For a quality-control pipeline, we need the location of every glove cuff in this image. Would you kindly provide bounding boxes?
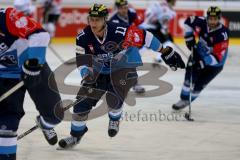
[22,65,41,76]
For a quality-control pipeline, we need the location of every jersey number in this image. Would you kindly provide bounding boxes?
[115,27,127,36]
[222,32,228,41]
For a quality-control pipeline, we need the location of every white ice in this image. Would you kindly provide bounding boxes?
[18,43,240,160]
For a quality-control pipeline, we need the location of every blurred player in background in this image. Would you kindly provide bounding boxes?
[13,0,36,17]
[172,6,229,110]
[40,0,62,38]
[0,7,62,160]
[139,0,176,63]
[109,0,142,26]
[58,4,185,149]
[109,0,145,94]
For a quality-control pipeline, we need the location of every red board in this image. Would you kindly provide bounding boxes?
[36,7,203,37]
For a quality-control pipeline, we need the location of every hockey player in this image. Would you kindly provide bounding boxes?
[109,0,145,94]
[139,0,176,63]
[109,0,142,26]
[0,8,61,160]
[13,0,36,17]
[58,4,185,149]
[40,0,62,37]
[172,6,229,110]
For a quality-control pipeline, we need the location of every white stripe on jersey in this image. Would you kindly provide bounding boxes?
[0,137,17,147]
[28,32,50,47]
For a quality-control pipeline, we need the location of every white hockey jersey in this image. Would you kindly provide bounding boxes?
[13,0,36,16]
[140,0,176,30]
[40,0,62,15]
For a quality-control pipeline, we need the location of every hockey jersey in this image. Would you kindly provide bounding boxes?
[184,16,229,66]
[0,8,49,78]
[109,8,142,26]
[41,0,62,15]
[76,22,162,76]
[139,0,176,30]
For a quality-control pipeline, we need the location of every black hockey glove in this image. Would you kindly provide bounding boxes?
[185,34,196,51]
[21,59,43,89]
[161,46,185,71]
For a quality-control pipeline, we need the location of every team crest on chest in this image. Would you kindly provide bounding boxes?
[88,44,95,53]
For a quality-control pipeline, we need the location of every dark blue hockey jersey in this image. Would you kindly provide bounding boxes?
[76,22,161,76]
[184,16,229,67]
[109,8,142,26]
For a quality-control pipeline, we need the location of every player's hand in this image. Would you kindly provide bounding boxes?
[21,59,43,88]
[185,34,196,51]
[161,46,185,70]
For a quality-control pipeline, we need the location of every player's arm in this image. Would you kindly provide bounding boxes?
[75,33,93,81]
[212,29,229,63]
[184,16,204,50]
[123,25,185,70]
[129,8,143,26]
[6,8,49,88]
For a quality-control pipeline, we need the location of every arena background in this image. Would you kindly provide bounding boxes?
[0,1,240,160]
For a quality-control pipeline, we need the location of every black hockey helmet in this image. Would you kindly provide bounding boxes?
[207,6,221,19]
[115,0,128,7]
[166,0,176,6]
[89,4,109,17]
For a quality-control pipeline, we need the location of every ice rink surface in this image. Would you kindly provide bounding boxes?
[17,43,240,160]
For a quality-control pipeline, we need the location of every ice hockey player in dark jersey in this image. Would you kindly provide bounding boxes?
[109,0,142,26]
[0,8,61,160]
[109,0,145,94]
[172,6,229,110]
[58,4,185,149]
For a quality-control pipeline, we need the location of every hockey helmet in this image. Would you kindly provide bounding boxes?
[207,6,221,19]
[89,4,109,17]
[115,0,128,7]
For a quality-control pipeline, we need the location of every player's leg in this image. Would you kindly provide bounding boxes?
[107,68,138,137]
[43,14,60,38]
[58,74,106,149]
[172,59,201,110]
[27,63,62,145]
[0,78,25,160]
[192,65,223,100]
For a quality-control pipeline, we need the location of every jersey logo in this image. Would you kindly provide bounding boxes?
[88,44,95,53]
[0,42,8,54]
[0,54,18,67]
[15,17,28,28]
[101,41,119,53]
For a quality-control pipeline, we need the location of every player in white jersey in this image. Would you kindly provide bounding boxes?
[13,0,36,17]
[139,0,176,63]
[40,0,62,37]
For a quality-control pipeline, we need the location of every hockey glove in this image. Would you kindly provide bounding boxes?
[22,59,43,89]
[161,46,185,70]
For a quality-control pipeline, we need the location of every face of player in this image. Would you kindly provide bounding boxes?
[117,5,128,18]
[207,16,220,29]
[88,16,106,35]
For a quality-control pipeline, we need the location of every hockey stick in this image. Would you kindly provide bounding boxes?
[0,81,24,103]
[163,41,189,59]
[17,96,87,141]
[184,47,194,121]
